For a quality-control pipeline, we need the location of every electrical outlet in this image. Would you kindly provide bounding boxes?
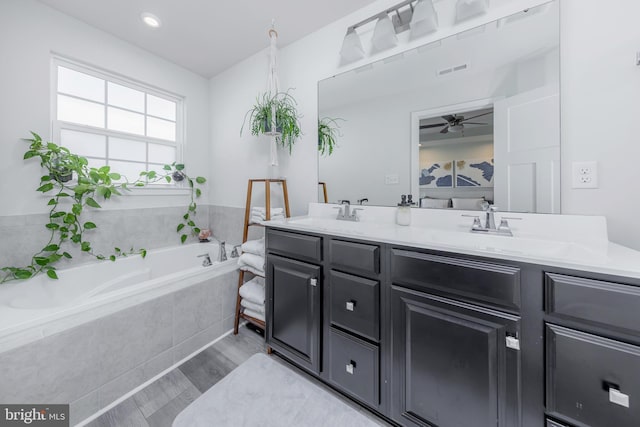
[385,174,399,185]
[572,161,598,189]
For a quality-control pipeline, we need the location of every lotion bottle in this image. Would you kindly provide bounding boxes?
[396,194,414,226]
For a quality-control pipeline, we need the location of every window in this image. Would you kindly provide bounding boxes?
[52,57,183,184]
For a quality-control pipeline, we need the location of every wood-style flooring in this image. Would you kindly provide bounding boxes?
[85,326,390,427]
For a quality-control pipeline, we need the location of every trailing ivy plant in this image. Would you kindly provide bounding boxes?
[0,132,207,284]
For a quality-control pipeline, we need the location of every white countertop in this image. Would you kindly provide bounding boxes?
[262,203,640,280]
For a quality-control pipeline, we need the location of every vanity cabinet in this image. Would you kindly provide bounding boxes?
[389,250,522,427]
[265,225,640,427]
[265,231,322,375]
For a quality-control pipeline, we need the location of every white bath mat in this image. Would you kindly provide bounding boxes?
[172,353,384,427]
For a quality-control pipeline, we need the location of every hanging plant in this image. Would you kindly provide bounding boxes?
[0,132,207,284]
[318,117,344,156]
[240,90,302,154]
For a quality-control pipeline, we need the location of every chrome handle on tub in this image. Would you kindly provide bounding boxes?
[309,278,318,287]
[346,360,356,375]
[346,300,356,311]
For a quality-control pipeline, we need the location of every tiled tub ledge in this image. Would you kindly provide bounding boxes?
[0,244,239,426]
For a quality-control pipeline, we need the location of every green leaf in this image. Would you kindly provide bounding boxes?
[23,150,38,159]
[89,171,101,183]
[46,142,58,150]
[70,234,81,243]
[74,184,91,195]
[181,234,187,244]
[51,211,65,218]
[34,257,49,266]
[72,203,82,215]
[141,249,147,259]
[96,255,105,260]
[115,247,121,253]
[47,198,57,206]
[163,165,172,171]
[109,173,121,180]
[177,223,185,232]
[109,255,116,262]
[195,176,206,184]
[63,213,76,224]
[15,270,33,280]
[43,244,60,252]
[86,198,101,208]
[165,176,171,183]
[48,254,62,263]
[62,252,72,259]
[195,188,202,197]
[46,269,58,280]
[81,242,91,252]
[187,220,195,227]
[58,192,71,197]
[98,166,111,174]
[37,183,54,193]
[183,213,189,220]
[147,171,157,179]
[175,164,185,171]
[84,222,97,229]
[135,182,145,187]
[193,227,200,234]
[188,204,196,212]
[139,171,148,176]
[45,223,60,230]
[40,175,52,181]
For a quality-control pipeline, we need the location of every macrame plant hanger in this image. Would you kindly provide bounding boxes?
[266,20,280,167]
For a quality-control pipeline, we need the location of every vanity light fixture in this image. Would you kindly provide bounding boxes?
[371,14,398,52]
[141,12,161,28]
[340,0,430,63]
[455,0,490,23]
[410,0,438,39]
[340,28,365,63]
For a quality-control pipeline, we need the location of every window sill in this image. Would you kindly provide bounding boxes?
[122,185,192,196]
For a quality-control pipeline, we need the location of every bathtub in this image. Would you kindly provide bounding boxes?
[0,241,241,424]
[0,241,238,351]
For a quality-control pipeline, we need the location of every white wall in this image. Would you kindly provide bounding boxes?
[0,0,211,215]
[560,0,640,250]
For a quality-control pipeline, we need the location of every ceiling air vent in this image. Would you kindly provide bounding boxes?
[437,63,469,76]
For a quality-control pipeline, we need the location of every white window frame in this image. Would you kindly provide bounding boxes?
[50,55,188,194]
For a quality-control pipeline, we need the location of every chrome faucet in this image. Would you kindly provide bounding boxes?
[197,253,212,267]
[209,238,227,262]
[231,245,242,258]
[462,204,521,237]
[334,200,363,222]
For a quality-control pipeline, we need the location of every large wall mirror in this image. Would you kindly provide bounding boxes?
[318,1,560,213]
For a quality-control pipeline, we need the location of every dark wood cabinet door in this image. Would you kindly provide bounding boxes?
[391,285,521,427]
[266,254,321,374]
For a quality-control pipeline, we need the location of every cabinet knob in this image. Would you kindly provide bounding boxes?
[346,360,356,374]
[346,300,356,311]
[309,278,317,287]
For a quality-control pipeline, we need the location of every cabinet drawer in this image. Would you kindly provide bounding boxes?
[546,324,640,427]
[391,249,520,312]
[546,273,640,336]
[329,270,379,341]
[329,239,379,275]
[328,327,379,407]
[267,229,322,262]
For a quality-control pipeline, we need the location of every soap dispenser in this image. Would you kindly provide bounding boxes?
[396,194,414,226]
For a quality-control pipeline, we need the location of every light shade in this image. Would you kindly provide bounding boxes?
[141,12,161,28]
[340,28,365,63]
[410,0,438,39]
[371,15,398,52]
[456,0,490,23]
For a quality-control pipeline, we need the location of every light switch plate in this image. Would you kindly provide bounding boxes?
[572,161,598,189]
[385,174,399,185]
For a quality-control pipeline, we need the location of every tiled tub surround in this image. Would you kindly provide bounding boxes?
[0,243,239,426]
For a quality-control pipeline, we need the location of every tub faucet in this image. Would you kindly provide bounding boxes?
[198,253,212,267]
[231,245,242,258]
[218,241,227,262]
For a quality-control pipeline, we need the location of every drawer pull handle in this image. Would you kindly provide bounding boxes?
[607,386,630,408]
[505,335,520,350]
[346,300,356,311]
[309,278,317,287]
[346,360,356,375]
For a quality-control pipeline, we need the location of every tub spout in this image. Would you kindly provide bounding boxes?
[218,241,227,262]
[197,253,212,267]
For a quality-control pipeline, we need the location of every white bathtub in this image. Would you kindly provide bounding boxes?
[0,242,238,351]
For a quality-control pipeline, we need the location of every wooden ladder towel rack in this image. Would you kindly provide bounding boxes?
[234,179,290,335]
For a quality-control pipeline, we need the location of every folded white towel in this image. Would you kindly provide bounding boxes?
[241,298,265,314]
[242,238,265,257]
[238,253,265,274]
[252,207,284,215]
[239,277,265,305]
[250,214,284,223]
[243,308,265,322]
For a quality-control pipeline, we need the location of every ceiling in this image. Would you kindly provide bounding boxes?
[37,0,377,78]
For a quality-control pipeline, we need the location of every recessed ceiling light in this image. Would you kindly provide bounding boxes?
[141,13,161,28]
